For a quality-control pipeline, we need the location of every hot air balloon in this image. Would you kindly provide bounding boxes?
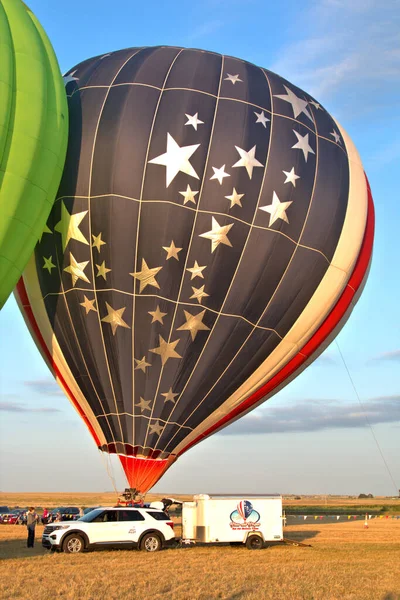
[15,46,374,494]
[0,0,68,308]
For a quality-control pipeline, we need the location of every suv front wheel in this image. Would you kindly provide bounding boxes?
[140,532,162,552]
[63,533,85,553]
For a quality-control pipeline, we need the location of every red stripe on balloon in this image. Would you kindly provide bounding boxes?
[178,175,375,457]
[15,278,102,448]
[118,455,174,492]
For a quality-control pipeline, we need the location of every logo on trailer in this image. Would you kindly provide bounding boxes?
[230,500,261,530]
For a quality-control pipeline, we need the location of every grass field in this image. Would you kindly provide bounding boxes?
[0,494,399,600]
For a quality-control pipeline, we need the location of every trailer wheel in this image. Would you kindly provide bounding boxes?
[246,535,264,550]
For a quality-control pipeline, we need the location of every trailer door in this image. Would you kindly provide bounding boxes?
[182,502,197,540]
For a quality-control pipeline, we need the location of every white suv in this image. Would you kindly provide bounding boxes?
[42,506,176,553]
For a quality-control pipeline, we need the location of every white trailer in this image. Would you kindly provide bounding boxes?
[181,494,283,549]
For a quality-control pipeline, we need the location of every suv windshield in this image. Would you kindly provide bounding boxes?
[79,508,104,523]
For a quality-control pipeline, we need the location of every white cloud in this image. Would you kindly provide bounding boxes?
[24,379,64,396]
[219,395,400,435]
[371,350,400,362]
[270,0,400,118]
[0,400,61,414]
[185,20,224,43]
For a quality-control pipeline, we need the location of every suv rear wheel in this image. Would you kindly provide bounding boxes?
[140,532,162,552]
[63,533,85,553]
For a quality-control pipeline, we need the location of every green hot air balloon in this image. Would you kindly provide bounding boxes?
[0,0,68,308]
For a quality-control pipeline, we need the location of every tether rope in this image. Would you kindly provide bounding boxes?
[335,340,398,494]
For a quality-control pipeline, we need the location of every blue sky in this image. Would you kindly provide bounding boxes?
[0,0,399,495]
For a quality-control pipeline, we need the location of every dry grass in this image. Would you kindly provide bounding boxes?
[283,496,400,507]
[0,492,194,510]
[1,492,398,510]
[0,494,399,600]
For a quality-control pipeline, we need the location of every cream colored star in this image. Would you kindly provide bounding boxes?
[39,224,52,242]
[161,388,178,403]
[283,167,300,187]
[177,309,210,341]
[54,202,89,250]
[190,285,209,304]
[148,421,163,436]
[150,335,182,366]
[225,188,244,208]
[292,130,315,162]
[130,259,162,293]
[259,191,292,226]
[136,397,152,412]
[101,302,130,335]
[148,305,167,324]
[148,133,200,187]
[63,252,90,287]
[274,85,313,121]
[63,71,78,86]
[224,73,242,85]
[134,356,151,373]
[210,165,230,185]
[254,110,270,128]
[163,240,182,261]
[186,261,206,280]
[43,256,56,274]
[92,232,106,252]
[185,113,204,130]
[96,261,111,280]
[80,295,97,314]
[179,185,199,205]
[199,217,234,252]
[330,130,341,144]
[232,145,264,179]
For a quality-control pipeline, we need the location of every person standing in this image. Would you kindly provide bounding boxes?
[26,507,38,548]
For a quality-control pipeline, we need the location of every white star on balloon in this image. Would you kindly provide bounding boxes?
[225,188,244,208]
[282,167,300,187]
[185,113,204,130]
[224,73,242,85]
[254,110,270,128]
[330,130,341,144]
[210,165,230,185]
[292,130,315,162]
[199,217,234,252]
[274,85,313,121]
[148,133,200,187]
[232,145,264,179]
[63,71,78,87]
[179,185,199,205]
[259,191,292,226]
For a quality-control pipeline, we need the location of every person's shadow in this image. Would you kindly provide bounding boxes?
[0,539,49,561]
[283,529,320,543]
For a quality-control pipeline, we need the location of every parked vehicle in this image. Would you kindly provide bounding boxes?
[1,512,16,524]
[82,506,101,516]
[48,507,80,522]
[1,509,25,524]
[181,494,283,549]
[42,506,175,553]
[0,506,11,522]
